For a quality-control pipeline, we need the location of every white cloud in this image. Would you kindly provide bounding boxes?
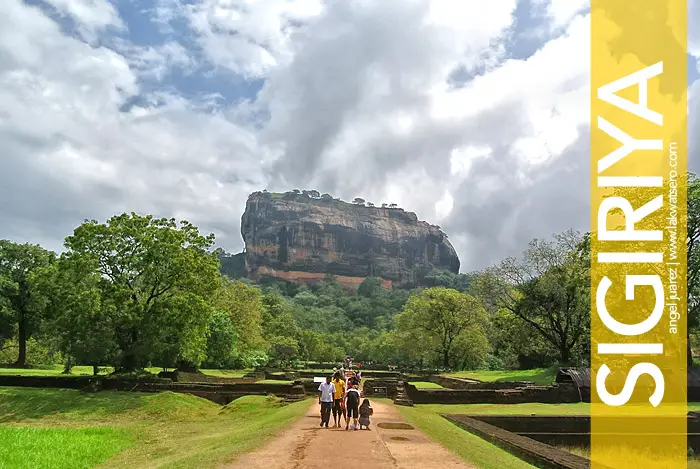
[115,41,198,81]
[183,0,324,77]
[1,0,694,272]
[536,0,588,29]
[691,0,700,58]
[434,191,454,221]
[0,0,266,254]
[44,0,124,41]
[450,146,492,177]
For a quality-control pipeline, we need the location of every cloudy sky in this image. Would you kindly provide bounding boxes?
[1,0,699,272]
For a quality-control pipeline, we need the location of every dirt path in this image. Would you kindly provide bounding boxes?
[223,400,475,469]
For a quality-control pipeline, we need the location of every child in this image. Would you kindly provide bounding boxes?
[358,399,373,430]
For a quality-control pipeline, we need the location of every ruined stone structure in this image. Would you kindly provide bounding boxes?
[238,190,460,288]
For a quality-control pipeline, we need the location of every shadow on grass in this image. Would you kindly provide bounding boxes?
[0,387,144,422]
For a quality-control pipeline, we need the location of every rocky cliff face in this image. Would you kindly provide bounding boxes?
[239,191,460,288]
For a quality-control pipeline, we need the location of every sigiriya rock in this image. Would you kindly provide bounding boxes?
[233,190,460,289]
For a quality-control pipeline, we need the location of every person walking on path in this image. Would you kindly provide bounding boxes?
[358,399,373,430]
[331,372,345,427]
[345,383,361,431]
[317,376,335,428]
[348,370,362,393]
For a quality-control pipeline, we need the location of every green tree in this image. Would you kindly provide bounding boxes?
[211,278,265,353]
[421,269,472,291]
[0,240,55,367]
[62,213,220,371]
[475,230,589,365]
[488,307,557,369]
[395,287,488,369]
[203,309,239,368]
[32,255,118,374]
[268,335,299,366]
[357,277,383,298]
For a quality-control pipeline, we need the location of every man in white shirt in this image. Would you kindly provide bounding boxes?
[318,375,336,428]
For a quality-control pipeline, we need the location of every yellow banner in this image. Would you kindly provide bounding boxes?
[591,1,688,468]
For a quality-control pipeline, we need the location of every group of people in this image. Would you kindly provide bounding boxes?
[317,365,373,431]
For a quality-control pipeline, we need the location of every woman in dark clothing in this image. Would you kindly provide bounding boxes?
[345,384,361,431]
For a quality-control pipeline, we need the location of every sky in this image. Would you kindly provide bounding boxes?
[0,0,699,272]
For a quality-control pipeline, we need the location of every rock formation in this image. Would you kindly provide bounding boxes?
[238,190,460,288]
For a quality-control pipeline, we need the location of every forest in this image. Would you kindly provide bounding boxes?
[1,173,698,374]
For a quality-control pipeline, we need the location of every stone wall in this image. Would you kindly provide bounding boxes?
[405,383,581,404]
[362,379,399,398]
[294,370,402,379]
[304,363,395,371]
[0,375,98,389]
[0,374,301,405]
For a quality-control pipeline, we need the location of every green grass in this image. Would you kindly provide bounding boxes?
[0,366,254,379]
[397,403,535,469]
[0,387,147,422]
[258,379,293,384]
[199,369,249,378]
[414,402,590,415]
[447,367,558,385]
[0,366,108,376]
[410,381,444,389]
[0,387,310,468]
[410,402,700,416]
[0,426,133,469]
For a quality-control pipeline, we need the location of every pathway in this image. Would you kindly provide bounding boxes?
[223,399,475,469]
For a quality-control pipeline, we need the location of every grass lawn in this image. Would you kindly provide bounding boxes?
[396,403,536,469]
[0,426,133,469]
[199,369,250,378]
[410,381,444,389]
[0,365,110,376]
[414,402,589,415]
[410,402,700,416]
[0,366,254,379]
[0,387,310,469]
[257,379,293,384]
[447,367,558,385]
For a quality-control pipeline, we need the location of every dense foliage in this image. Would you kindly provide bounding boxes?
[1,172,698,372]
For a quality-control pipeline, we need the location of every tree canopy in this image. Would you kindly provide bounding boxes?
[50,213,221,371]
[395,287,488,369]
[0,240,55,367]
